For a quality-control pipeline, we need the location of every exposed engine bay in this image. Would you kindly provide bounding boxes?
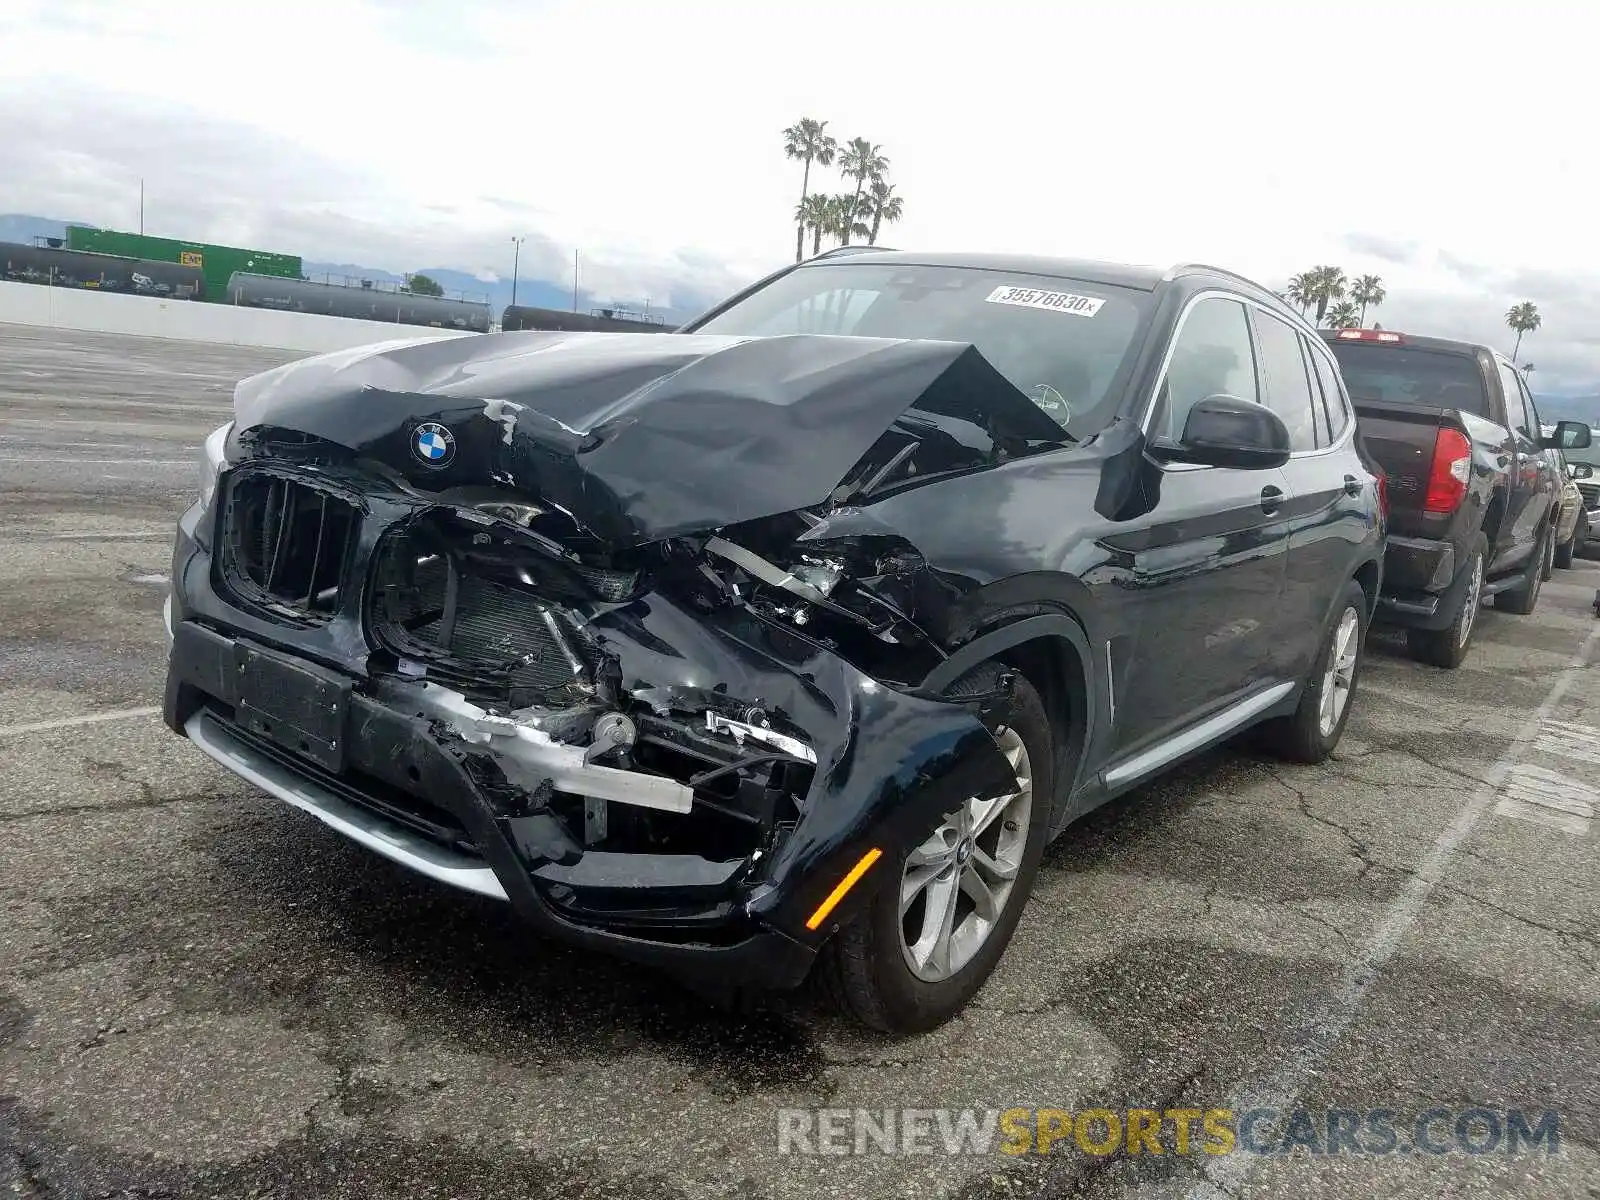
[165,328,1052,972]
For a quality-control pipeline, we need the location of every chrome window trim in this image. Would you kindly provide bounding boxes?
[1138,289,1354,473]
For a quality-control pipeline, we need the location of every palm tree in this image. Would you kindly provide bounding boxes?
[1285,272,1314,316]
[1350,274,1386,328]
[865,178,903,245]
[826,193,868,247]
[839,138,889,230]
[1326,300,1362,329]
[783,118,838,263]
[1506,301,1542,360]
[796,194,832,257]
[1310,266,1347,325]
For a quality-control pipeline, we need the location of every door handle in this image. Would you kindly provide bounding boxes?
[1343,474,1362,496]
[1260,485,1284,514]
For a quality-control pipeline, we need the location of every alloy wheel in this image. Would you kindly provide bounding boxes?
[1317,605,1361,737]
[1459,555,1484,648]
[898,727,1032,983]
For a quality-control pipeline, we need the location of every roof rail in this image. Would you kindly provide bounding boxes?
[1163,261,1281,294]
[1166,261,1317,322]
[810,244,895,260]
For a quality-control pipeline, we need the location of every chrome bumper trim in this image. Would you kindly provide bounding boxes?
[184,711,510,901]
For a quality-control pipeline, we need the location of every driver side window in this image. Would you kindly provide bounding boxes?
[1154,297,1260,443]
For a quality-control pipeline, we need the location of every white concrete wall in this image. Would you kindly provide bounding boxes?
[0,280,476,354]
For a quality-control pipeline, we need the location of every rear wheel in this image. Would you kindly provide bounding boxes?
[1262,580,1367,764]
[1496,525,1551,615]
[1407,538,1485,669]
[822,671,1054,1034]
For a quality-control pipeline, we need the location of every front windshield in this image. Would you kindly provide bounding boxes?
[690,262,1153,442]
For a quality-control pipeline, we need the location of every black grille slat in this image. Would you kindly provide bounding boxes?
[303,493,329,606]
[220,472,360,626]
[263,479,292,592]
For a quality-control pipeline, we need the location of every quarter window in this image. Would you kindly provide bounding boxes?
[1154,297,1259,443]
[1308,342,1351,442]
[1253,312,1320,452]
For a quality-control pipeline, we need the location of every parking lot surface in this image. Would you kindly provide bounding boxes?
[1,322,1596,1199]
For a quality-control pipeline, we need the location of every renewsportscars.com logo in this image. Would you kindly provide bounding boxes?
[775,1107,1562,1158]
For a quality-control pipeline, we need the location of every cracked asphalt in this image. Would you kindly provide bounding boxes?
[1,323,1597,1199]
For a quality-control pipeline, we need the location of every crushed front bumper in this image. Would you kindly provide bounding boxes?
[162,502,1017,991]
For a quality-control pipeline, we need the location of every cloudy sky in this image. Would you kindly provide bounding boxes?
[2,0,1597,386]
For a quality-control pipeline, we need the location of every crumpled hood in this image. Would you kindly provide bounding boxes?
[232,329,1066,545]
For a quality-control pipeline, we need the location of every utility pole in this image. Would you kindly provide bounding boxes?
[510,236,525,307]
[138,178,144,235]
[572,250,580,312]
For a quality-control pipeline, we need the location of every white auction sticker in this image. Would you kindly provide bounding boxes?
[984,285,1104,317]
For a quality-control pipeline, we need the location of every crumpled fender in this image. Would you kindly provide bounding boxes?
[580,590,1019,936]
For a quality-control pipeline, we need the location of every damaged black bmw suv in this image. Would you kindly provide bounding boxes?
[163,250,1384,1032]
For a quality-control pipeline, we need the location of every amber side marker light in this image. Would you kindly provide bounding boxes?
[805,848,884,931]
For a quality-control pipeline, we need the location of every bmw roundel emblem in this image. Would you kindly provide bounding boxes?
[412,421,456,468]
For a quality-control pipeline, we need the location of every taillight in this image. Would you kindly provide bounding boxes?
[1424,428,1473,513]
[1377,471,1390,519]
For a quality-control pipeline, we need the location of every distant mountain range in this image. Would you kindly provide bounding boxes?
[0,213,698,325]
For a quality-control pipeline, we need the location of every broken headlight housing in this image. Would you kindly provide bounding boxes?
[197,421,233,510]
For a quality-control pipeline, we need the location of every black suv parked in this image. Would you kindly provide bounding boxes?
[164,251,1385,1032]
[1323,329,1590,668]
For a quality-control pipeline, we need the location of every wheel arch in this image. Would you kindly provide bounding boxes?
[916,612,1096,839]
[1480,490,1507,549]
[1352,555,1381,619]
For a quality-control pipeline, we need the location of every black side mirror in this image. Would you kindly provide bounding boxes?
[1572,462,1594,481]
[1155,395,1292,470]
[1543,420,1592,450]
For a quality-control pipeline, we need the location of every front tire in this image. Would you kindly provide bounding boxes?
[822,671,1055,1034]
[1262,580,1367,764]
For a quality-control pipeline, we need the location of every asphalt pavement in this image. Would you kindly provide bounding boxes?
[1,322,1596,1199]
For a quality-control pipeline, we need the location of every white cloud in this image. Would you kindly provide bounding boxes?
[1,0,1596,379]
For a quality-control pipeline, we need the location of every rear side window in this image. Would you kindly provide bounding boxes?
[1253,312,1320,452]
[1496,360,1534,437]
[1329,343,1490,419]
[1307,341,1351,442]
[1154,297,1259,442]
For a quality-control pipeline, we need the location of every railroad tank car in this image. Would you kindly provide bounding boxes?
[500,304,673,333]
[225,272,490,333]
[0,242,206,299]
